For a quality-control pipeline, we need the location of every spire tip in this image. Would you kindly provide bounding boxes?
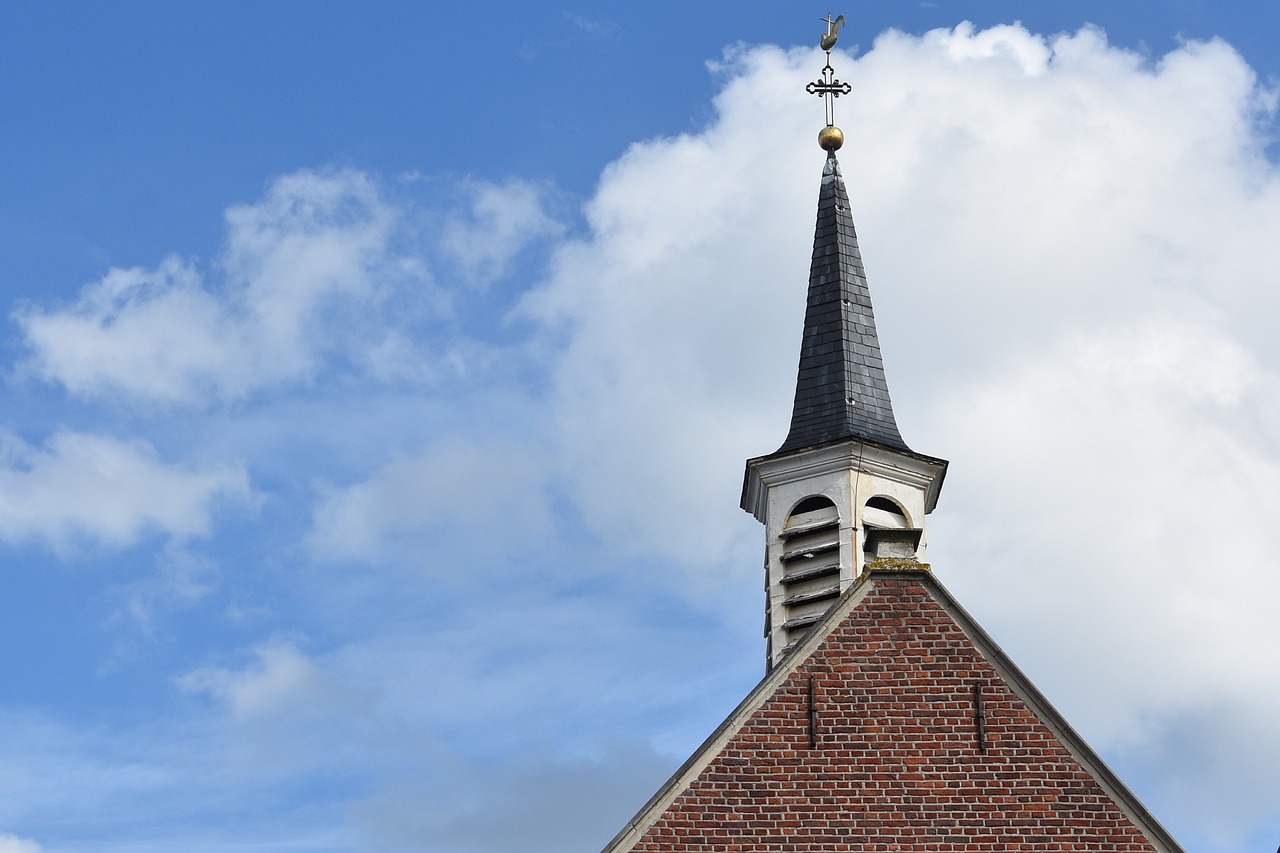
[806,14,853,139]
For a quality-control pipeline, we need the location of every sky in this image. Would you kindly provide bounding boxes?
[1,2,1279,851]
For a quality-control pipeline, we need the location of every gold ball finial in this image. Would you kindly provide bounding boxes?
[818,125,845,151]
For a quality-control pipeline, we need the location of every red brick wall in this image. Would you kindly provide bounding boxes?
[628,577,1159,851]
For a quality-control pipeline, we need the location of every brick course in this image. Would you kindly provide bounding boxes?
[614,574,1170,852]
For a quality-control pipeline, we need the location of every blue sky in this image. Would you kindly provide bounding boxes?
[2,3,1279,851]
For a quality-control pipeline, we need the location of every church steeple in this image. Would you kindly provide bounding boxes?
[741,20,947,668]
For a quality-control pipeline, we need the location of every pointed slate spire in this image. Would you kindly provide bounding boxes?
[777,151,909,454]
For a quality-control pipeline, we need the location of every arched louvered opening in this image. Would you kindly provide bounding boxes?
[777,496,842,653]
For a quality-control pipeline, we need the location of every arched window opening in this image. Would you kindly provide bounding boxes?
[785,496,838,535]
[791,495,836,517]
[863,495,909,530]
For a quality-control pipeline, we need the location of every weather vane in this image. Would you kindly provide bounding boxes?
[806,13,851,152]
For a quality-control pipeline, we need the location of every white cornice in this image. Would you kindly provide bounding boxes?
[741,439,947,522]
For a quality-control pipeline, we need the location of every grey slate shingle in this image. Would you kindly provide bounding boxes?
[777,152,911,454]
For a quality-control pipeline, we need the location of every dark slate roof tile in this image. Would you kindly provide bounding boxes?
[777,152,911,454]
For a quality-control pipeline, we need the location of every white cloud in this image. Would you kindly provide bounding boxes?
[15,169,565,404]
[440,179,564,288]
[0,833,41,853]
[0,430,251,553]
[15,258,239,405]
[177,638,339,721]
[15,169,567,408]
[515,25,1280,849]
[933,318,1280,719]
[16,170,421,406]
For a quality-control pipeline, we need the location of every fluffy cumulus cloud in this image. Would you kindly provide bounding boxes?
[15,170,420,406]
[0,430,250,552]
[15,170,567,410]
[518,24,1280,850]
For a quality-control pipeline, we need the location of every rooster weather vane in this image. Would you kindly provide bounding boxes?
[807,13,851,151]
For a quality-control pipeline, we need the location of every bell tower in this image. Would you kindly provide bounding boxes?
[741,19,947,668]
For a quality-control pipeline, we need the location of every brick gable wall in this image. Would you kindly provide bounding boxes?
[624,575,1161,852]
